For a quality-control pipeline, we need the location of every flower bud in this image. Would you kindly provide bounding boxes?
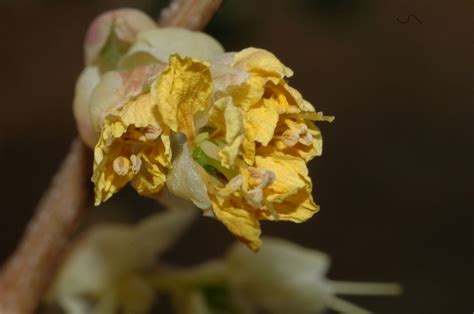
[84,8,156,68]
[119,27,224,70]
[74,8,157,147]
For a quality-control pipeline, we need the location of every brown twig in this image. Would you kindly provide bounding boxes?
[0,1,222,313]
[0,139,90,313]
[159,0,223,30]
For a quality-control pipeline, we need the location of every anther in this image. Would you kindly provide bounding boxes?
[112,156,130,176]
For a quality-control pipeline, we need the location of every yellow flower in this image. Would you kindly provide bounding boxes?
[189,48,333,250]
[92,54,212,205]
[200,152,317,251]
[211,48,333,166]
[92,92,171,205]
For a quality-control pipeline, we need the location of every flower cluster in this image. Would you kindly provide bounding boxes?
[75,9,333,251]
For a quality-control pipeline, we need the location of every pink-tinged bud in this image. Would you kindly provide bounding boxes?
[84,8,156,67]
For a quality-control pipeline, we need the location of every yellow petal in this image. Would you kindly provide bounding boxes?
[153,54,212,143]
[245,97,279,146]
[242,130,257,165]
[131,151,167,199]
[283,83,316,113]
[210,52,249,95]
[93,137,134,205]
[210,195,262,251]
[234,48,293,79]
[115,93,161,128]
[254,152,309,203]
[214,97,244,168]
[257,188,319,222]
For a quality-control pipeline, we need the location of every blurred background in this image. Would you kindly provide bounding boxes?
[0,0,472,312]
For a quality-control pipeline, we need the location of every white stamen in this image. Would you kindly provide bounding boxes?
[282,121,313,147]
[298,131,313,146]
[245,188,264,208]
[130,154,142,174]
[219,175,243,197]
[144,125,162,140]
[248,168,275,189]
[112,156,130,176]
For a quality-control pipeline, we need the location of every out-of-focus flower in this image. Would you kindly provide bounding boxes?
[154,237,401,314]
[78,9,332,250]
[45,194,197,314]
[225,237,402,314]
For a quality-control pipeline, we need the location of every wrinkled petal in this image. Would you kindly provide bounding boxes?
[210,195,262,251]
[233,48,293,79]
[244,97,279,146]
[210,52,249,95]
[153,54,212,143]
[255,152,308,202]
[258,189,319,222]
[213,97,244,168]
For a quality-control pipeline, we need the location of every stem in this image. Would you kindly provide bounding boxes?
[0,139,90,313]
[159,0,223,30]
[151,260,227,291]
[328,280,402,296]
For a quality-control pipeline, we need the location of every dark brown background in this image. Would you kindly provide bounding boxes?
[0,0,472,313]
